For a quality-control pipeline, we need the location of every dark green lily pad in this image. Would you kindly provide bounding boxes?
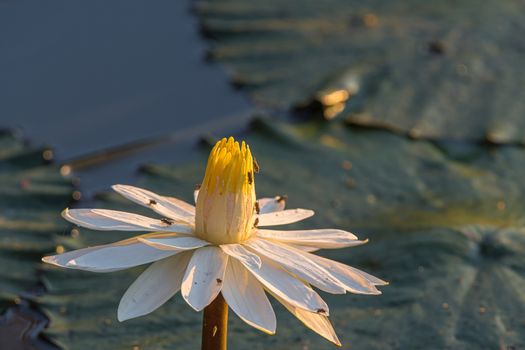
[40,118,525,349]
[197,0,525,143]
[0,131,72,312]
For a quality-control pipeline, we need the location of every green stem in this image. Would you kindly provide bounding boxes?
[201,293,228,350]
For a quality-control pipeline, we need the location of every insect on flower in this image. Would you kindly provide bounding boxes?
[43,137,386,346]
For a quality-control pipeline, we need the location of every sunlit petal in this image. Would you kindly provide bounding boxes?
[256,229,365,249]
[194,188,199,204]
[272,292,341,346]
[139,236,209,251]
[112,184,195,221]
[288,244,320,253]
[118,252,192,321]
[309,254,383,294]
[247,239,346,294]
[237,252,329,314]
[222,259,276,334]
[220,243,261,268]
[43,236,179,272]
[63,208,193,233]
[181,246,228,311]
[257,196,286,214]
[257,209,314,226]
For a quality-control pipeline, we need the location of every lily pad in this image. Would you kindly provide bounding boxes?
[197,0,525,143]
[40,118,525,349]
[0,131,72,311]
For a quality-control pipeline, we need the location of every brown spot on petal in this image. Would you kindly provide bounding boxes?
[149,199,157,206]
[216,278,223,285]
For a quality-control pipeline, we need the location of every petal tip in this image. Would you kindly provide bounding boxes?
[117,309,129,322]
[263,329,276,335]
[61,208,70,218]
[41,255,54,264]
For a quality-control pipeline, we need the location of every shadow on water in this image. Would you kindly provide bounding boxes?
[0,0,252,348]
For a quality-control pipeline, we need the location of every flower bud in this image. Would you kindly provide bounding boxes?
[195,137,256,244]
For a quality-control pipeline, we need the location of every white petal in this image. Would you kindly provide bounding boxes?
[256,229,364,249]
[247,239,346,294]
[220,244,261,268]
[112,184,195,222]
[257,209,314,227]
[194,188,199,204]
[309,254,383,294]
[288,244,320,253]
[139,236,209,251]
[63,208,193,233]
[222,259,276,334]
[347,266,389,286]
[165,196,197,217]
[181,247,228,311]
[272,292,341,346]
[42,236,178,272]
[118,252,192,321]
[257,196,286,214]
[236,250,329,314]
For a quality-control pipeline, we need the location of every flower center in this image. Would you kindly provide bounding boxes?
[195,137,256,244]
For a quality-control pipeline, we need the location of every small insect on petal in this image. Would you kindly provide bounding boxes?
[161,218,175,225]
[276,195,287,203]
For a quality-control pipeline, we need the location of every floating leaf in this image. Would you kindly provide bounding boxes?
[197,0,525,143]
[40,119,525,348]
[0,131,72,312]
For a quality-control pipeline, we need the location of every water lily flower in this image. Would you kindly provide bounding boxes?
[43,137,386,346]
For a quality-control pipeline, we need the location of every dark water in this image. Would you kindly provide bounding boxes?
[0,0,251,348]
[0,0,251,194]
